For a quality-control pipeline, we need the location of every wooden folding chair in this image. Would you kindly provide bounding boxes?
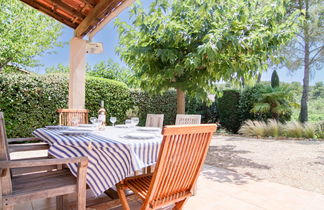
[145,114,164,128]
[116,124,217,210]
[57,109,89,126]
[175,114,201,125]
[0,112,88,210]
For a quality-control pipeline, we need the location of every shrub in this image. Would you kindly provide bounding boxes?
[315,121,324,139]
[283,121,304,138]
[239,120,317,139]
[239,84,292,124]
[265,119,281,137]
[218,90,241,133]
[131,90,177,126]
[239,84,267,123]
[0,73,132,137]
[239,120,268,137]
[186,96,219,123]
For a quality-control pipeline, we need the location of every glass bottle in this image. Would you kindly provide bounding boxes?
[98,100,106,130]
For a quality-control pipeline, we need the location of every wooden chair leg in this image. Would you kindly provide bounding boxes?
[173,199,187,210]
[56,195,69,210]
[116,184,130,210]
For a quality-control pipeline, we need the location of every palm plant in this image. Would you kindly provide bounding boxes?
[251,85,299,121]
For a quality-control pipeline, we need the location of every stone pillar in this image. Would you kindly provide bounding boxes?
[68,37,86,109]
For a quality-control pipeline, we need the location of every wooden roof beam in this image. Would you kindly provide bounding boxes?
[20,0,78,28]
[89,0,135,39]
[74,0,117,38]
[51,0,86,20]
[83,0,96,8]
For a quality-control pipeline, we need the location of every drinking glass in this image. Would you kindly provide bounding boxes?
[125,119,132,127]
[131,117,139,127]
[90,117,97,124]
[110,117,117,126]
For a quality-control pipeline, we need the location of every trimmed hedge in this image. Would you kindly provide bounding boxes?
[218,90,241,133]
[132,90,177,126]
[0,73,132,137]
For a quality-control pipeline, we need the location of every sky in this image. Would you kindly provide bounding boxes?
[32,0,323,85]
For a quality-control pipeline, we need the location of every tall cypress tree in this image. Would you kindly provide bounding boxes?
[271,70,280,88]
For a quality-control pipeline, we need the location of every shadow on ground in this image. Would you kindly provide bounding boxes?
[201,165,258,185]
[205,145,270,170]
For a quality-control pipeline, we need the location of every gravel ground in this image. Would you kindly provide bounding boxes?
[205,135,324,194]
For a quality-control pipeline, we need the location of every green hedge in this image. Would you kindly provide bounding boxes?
[0,73,132,137]
[131,91,177,126]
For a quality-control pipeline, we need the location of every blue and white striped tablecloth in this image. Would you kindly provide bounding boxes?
[32,127,162,196]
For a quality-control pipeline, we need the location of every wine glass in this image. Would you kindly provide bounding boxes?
[110,117,117,126]
[90,117,97,124]
[125,119,132,127]
[131,117,139,127]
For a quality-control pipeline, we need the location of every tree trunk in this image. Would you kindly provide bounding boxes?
[241,76,245,88]
[257,73,261,83]
[299,0,310,123]
[176,88,185,114]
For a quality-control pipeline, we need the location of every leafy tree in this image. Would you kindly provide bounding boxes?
[45,64,70,74]
[280,0,323,122]
[271,70,280,88]
[311,82,324,99]
[87,59,134,86]
[0,0,63,71]
[45,59,134,86]
[115,0,301,113]
[251,85,299,121]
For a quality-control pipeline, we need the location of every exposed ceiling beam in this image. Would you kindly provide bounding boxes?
[74,0,116,38]
[20,0,78,28]
[88,0,135,39]
[51,0,86,20]
[83,0,96,8]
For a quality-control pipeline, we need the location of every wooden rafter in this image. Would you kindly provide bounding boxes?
[20,0,78,28]
[89,0,136,38]
[74,0,117,37]
[19,0,134,38]
[51,0,86,20]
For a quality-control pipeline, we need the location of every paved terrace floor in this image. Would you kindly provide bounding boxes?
[10,135,324,210]
[12,164,324,210]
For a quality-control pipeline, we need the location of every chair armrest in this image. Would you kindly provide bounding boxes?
[0,156,88,169]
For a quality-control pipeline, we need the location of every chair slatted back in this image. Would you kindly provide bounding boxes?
[146,124,216,208]
[0,112,13,195]
[145,114,164,128]
[175,114,201,125]
[57,109,89,126]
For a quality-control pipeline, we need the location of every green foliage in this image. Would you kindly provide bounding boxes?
[0,0,63,70]
[115,0,301,100]
[85,76,133,124]
[131,91,177,126]
[87,59,135,87]
[218,90,241,133]
[311,82,324,100]
[186,97,219,123]
[271,70,280,88]
[0,73,132,137]
[251,85,297,121]
[45,59,135,87]
[45,64,70,74]
[239,84,268,122]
